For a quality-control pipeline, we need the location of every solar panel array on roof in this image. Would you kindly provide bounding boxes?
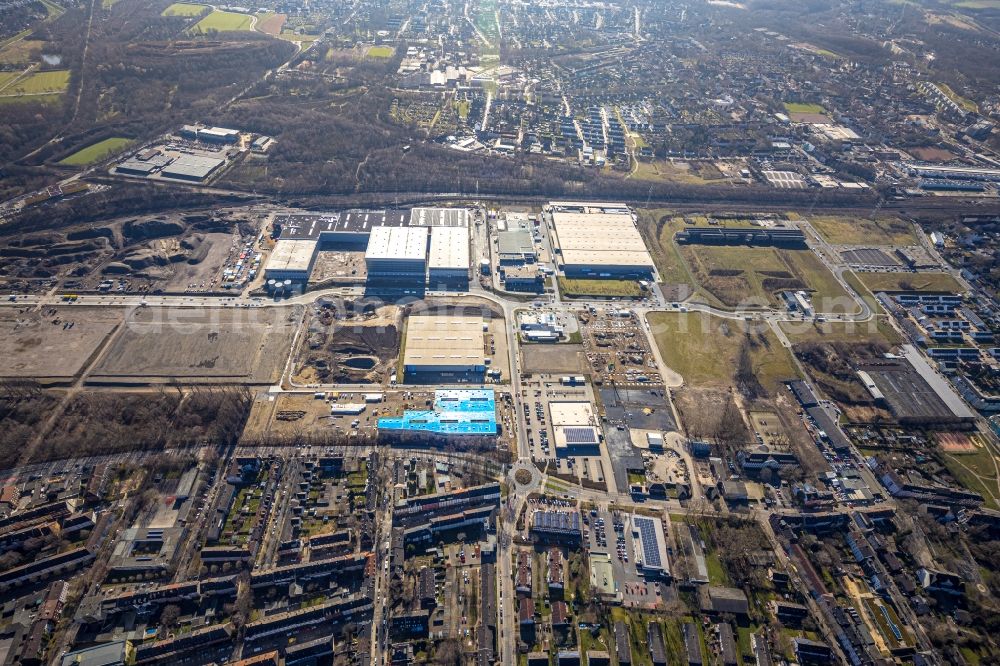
[634,516,662,568]
[533,511,581,534]
[562,427,599,445]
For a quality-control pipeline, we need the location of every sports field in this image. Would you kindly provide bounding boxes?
[367,45,394,58]
[647,311,799,392]
[808,215,917,245]
[189,9,253,33]
[678,244,851,311]
[59,137,134,166]
[855,271,963,293]
[783,102,825,114]
[162,2,207,17]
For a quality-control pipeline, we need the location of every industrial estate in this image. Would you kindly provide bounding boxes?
[2,0,1000,666]
[1,195,999,666]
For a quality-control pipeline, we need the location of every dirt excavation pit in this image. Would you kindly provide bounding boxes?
[294,300,402,385]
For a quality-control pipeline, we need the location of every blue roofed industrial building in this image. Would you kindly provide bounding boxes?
[377,389,498,442]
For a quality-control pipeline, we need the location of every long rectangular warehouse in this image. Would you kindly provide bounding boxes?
[550,208,655,278]
[403,314,485,375]
[276,210,409,243]
[160,154,226,182]
[428,226,470,283]
[264,240,319,281]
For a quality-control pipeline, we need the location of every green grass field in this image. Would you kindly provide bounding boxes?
[366,45,394,58]
[783,102,825,114]
[647,311,799,392]
[0,92,61,106]
[855,271,963,294]
[59,137,134,166]
[2,69,69,95]
[937,82,979,112]
[678,244,852,312]
[640,209,699,286]
[0,72,19,91]
[39,0,64,19]
[808,215,917,245]
[278,29,321,42]
[558,277,642,298]
[942,446,999,510]
[162,2,208,17]
[189,9,253,33]
[953,0,1000,7]
[629,159,725,186]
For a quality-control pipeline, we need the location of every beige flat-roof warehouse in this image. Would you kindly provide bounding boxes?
[550,208,655,277]
[264,240,319,280]
[403,314,485,374]
[428,227,470,269]
[549,401,602,454]
[428,226,470,279]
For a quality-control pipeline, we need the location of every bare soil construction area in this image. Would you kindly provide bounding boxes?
[521,344,587,374]
[0,306,124,380]
[293,301,402,384]
[90,305,302,384]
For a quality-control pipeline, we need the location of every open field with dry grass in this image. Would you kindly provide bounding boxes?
[678,244,851,311]
[855,271,964,294]
[647,311,799,393]
[0,307,124,379]
[90,306,301,383]
[807,215,918,245]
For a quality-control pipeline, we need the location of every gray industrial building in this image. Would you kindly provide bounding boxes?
[179,124,241,144]
[264,240,320,281]
[160,154,226,182]
[115,154,172,177]
[275,210,409,245]
[266,208,474,285]
[675,226,807,247]
[498,227,536,264]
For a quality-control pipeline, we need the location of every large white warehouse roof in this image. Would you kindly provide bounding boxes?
[551,211,654,270]
[428,226,470,270]
[364,226,428,262]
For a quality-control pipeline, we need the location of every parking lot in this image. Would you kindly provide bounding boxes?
[582,507,672,608]
[519,375,611,487]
